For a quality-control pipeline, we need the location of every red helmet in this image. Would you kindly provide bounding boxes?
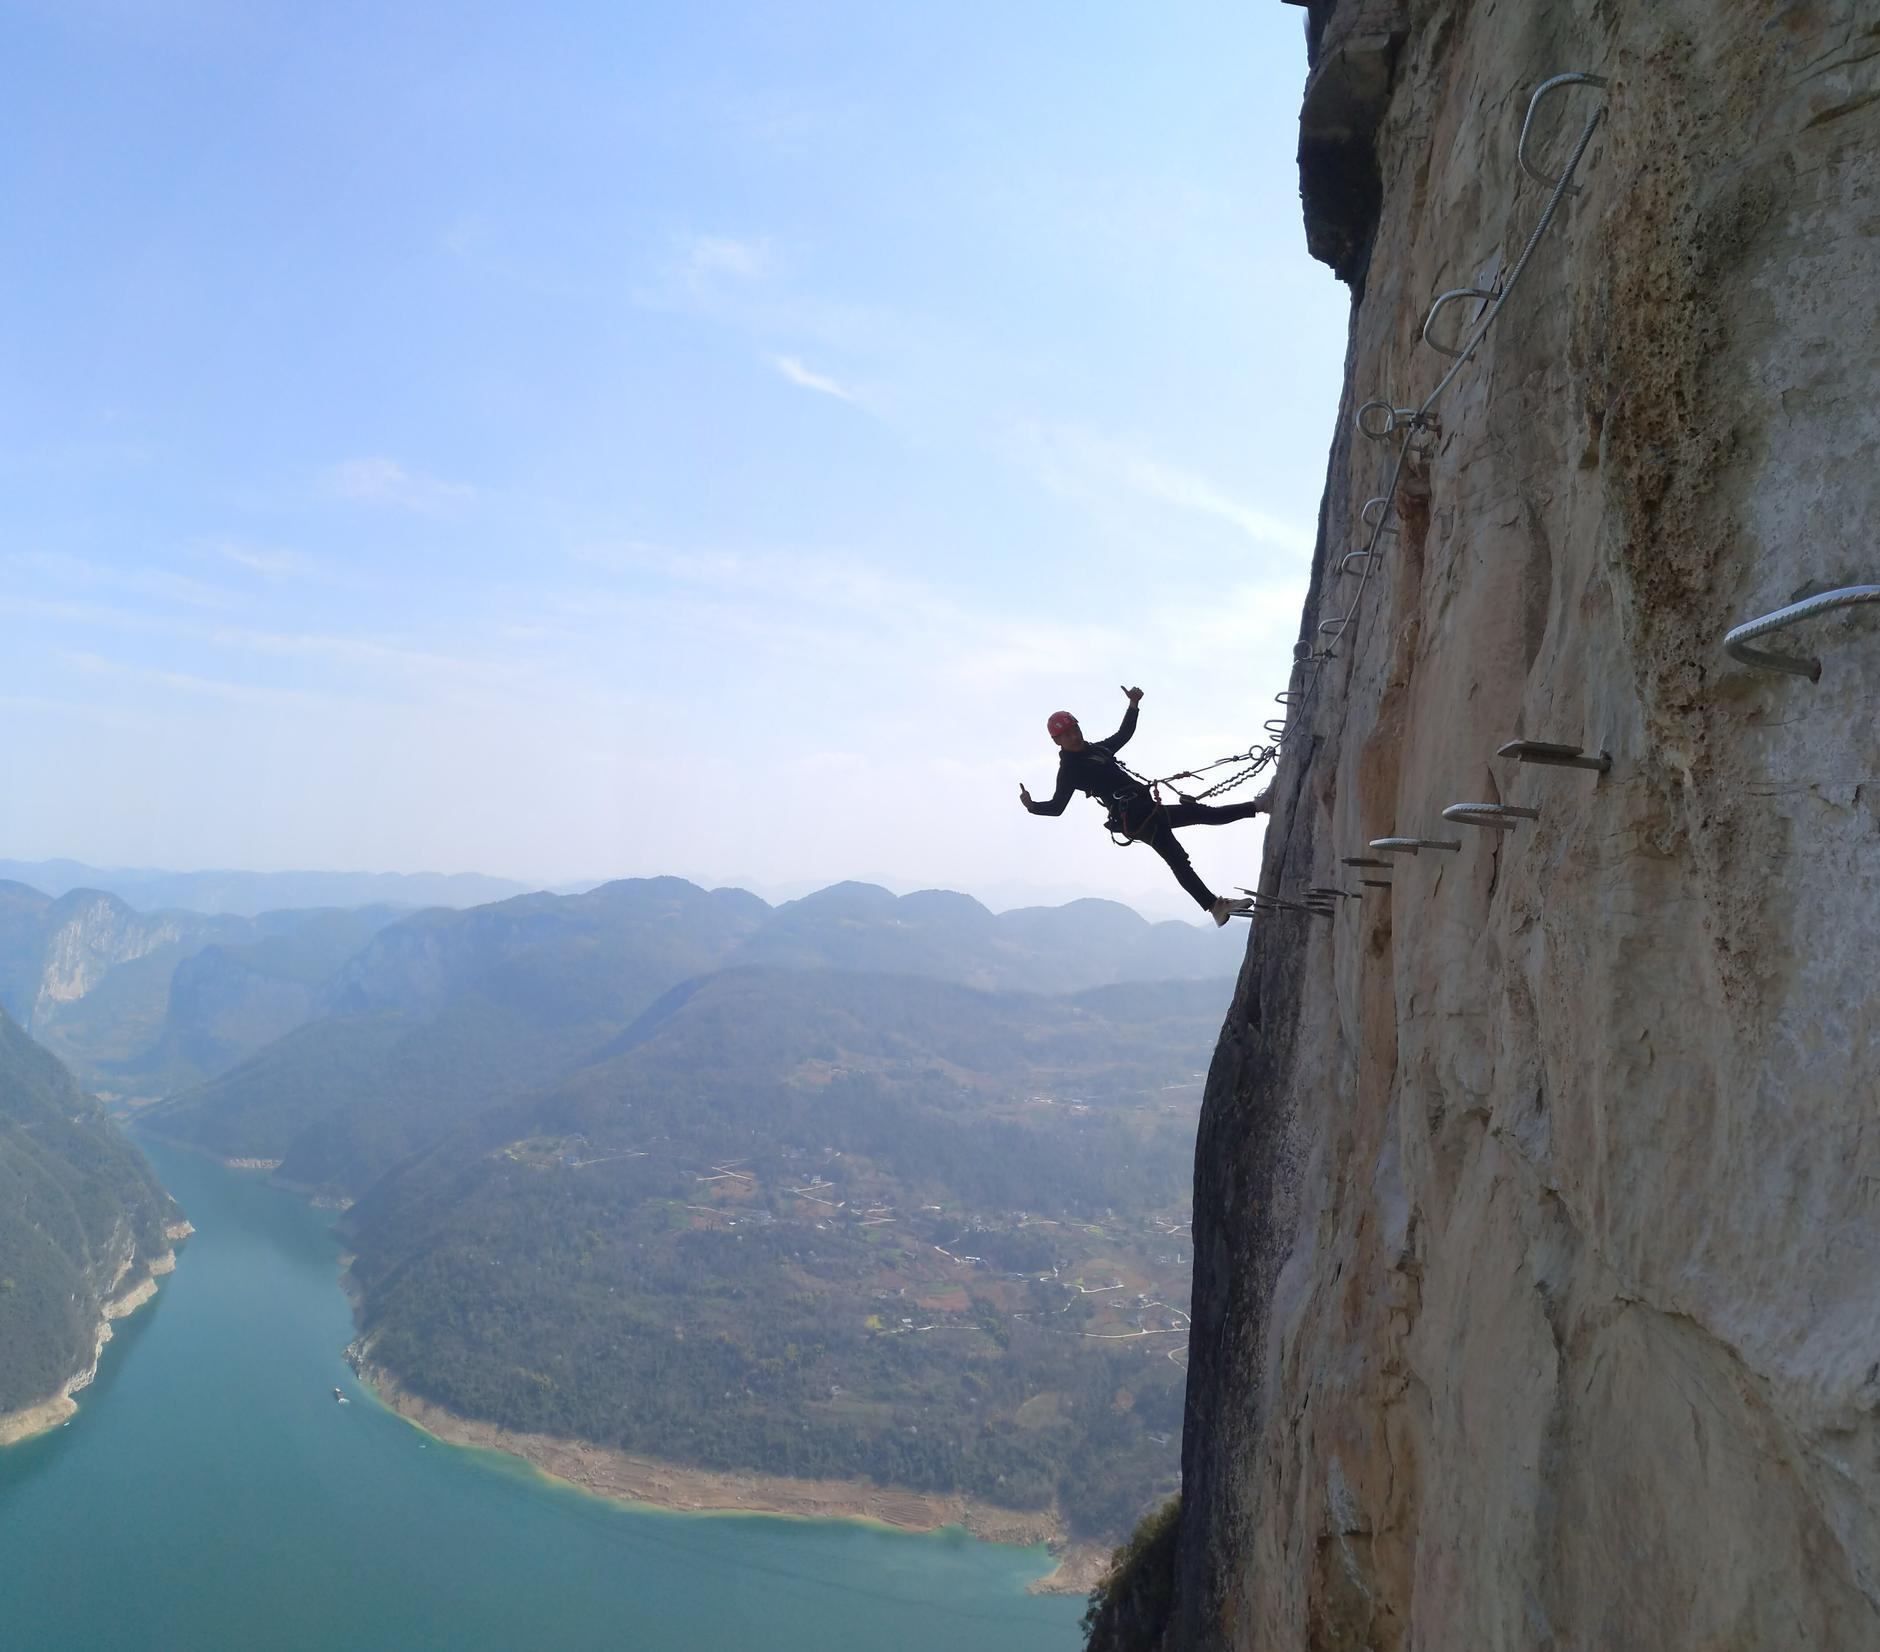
[1046,710,1078,739]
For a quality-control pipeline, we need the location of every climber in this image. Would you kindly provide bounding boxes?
[1018,686,1269,926]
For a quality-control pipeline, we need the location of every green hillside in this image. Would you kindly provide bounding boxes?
[345,968,1215,1540]
[0,1007,182,1416]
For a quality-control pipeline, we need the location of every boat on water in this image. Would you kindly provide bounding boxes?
[333,1386,348,1404]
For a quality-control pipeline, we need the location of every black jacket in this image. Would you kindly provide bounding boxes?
[1025,705,1152,826]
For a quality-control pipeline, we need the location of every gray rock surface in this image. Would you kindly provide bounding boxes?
[1176,4,1880,1646]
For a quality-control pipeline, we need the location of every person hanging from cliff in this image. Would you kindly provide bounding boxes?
[1018,686,1269,926]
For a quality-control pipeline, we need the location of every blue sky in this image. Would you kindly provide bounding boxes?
[0,0,1349,918]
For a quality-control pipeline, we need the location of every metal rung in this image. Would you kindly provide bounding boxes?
[1442,802,1541,830]
[1722,585,1880,681]
[1422,285,1499,358]
[1340,549,1376,576]
[1307,887,1358,900]
[1319,618,1348,637]
[1497,739,1611,773]
[1236,890,1333,919]
[1341,856,1389,868]
[1361,880,1392,889]
[1369,836,1461,854]
[1519,72,1609,192]
[1360,497,1398,533]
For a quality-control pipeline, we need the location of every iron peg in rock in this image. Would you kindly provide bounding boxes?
[1369,837,1462,854]
[1442,803,1541,831]
[1722,585,1880,681]
[1497,739,1611,774]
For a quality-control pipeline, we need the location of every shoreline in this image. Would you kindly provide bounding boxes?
[0,1243,182,1449]
[351,1355,1110,1595]
[135,1129,354,1209]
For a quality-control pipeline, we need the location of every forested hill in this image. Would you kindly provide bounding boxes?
[146,877,1236,1197]
[345,966,1219,1540]
[0,1006,182,1419]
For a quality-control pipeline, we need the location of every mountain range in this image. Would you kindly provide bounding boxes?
[0,859,535,917]
[144,877,1235,1197]
[0,880,399,1098]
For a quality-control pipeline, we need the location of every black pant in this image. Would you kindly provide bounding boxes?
[1132,798,1265,911]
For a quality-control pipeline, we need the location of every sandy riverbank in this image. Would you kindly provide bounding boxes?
[0,1247,180,1448]
[352,1357,1110,1594]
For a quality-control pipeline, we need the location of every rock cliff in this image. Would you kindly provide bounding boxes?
[1174,3,1880,1647]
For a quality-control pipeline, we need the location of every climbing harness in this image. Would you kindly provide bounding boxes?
[1095,742,1279,847]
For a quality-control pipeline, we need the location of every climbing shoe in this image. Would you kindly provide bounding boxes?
[1209,896,1253,926]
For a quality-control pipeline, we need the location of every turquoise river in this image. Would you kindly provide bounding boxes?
[0,1142,1084,1650]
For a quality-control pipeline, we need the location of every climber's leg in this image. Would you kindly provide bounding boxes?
[1140,816,1218,911]
[1162,796,1267,829]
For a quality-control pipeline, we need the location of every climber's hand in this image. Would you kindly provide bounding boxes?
[1018,784,1034,810]
[1253,786,1273,813]
[1123,685,1143,704]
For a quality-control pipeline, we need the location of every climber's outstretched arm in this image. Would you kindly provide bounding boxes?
[1020,770,1074,816]
[1099,686,1143,751]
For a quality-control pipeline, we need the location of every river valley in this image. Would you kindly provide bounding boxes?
[0,1142,1082,1650]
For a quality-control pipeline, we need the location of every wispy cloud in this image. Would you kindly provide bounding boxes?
[0,692,161,731]
[1115,453,1309,552]
[204,538,320,578]
[563,541,1131,696]
[324,457,476,513]
[2,590,528,694]
[4,550,238,609]
[58,649,351,710]
[1010,422,1312,557]
[768,354,864,406]
[687,234,773,280]
[440,214,490,259]
[572,542,919,614]
[0,593,172,631]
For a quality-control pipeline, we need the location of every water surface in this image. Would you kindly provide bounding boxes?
[0,1143,1084,1651]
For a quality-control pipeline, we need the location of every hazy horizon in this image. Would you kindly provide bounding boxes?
[0,849,1237,925]
[3,1,1346,923]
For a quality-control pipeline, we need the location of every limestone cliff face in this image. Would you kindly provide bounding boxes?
[1176,4,1880,1647]
[33,892,190,1018]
